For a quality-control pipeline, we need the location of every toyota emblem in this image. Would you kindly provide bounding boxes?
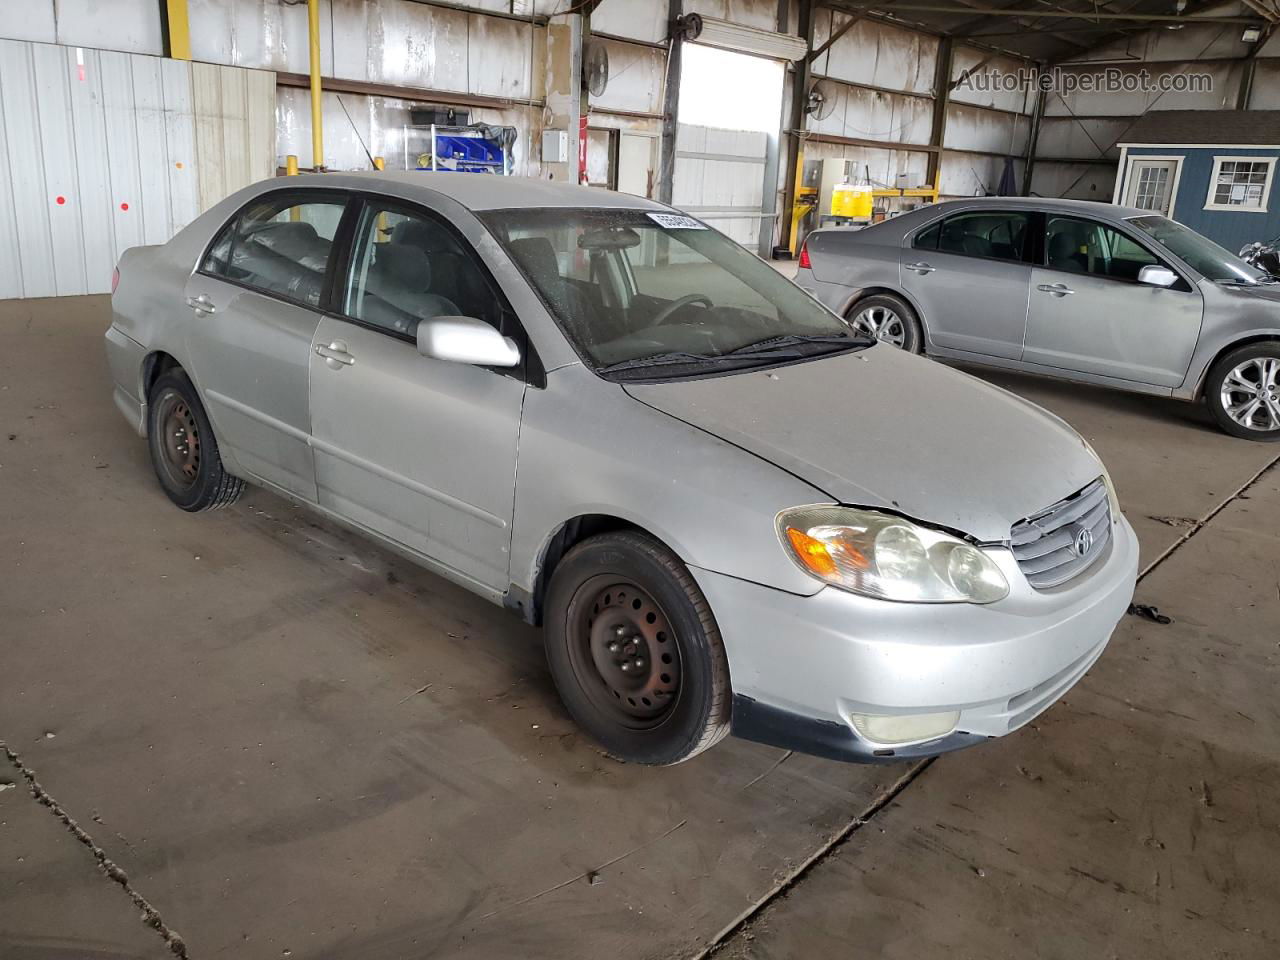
[1073,528,1093,558]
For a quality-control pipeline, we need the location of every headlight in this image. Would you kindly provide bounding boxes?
[778,506,1008,603]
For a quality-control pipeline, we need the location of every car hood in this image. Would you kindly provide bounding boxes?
[623,346,1104,543]
[1216,280,1280,304]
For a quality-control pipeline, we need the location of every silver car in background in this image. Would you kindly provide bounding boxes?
[106,173,1137,766]
[798,197,1280,440]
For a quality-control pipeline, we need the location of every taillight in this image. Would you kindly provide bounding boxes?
[111,267,120,294]
[797,241,811,270]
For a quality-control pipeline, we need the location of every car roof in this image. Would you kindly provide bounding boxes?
[919,196,1150,219]
[277,170,669,212]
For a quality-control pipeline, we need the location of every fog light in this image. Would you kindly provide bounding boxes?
[849,710,960,746]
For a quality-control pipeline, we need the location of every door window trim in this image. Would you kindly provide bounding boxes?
[908,208,1036,266]
[193,187,356,311]
[1036,211,1193,292]
[326,192,544,387]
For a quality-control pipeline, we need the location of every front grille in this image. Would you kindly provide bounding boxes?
[1010,477,1111,589]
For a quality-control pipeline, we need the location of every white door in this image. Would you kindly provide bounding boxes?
[1124,158,1179,216]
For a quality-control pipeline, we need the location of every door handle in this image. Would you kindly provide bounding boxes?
[905,262,935,275]
[186,294,216,314]
[1037,282,1075,297]
[314,340,355,368]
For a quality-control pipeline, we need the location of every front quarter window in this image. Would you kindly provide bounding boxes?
[480,208,862,376]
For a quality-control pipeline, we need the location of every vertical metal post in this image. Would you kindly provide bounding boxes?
[307,0,323,172]
[285,155,299,176]
[373,156,385,171]
[780,0,814,254]
[163,0,192,60]
[926,36,953,195]
[1022,84,1046,197]
[656,0,684,206]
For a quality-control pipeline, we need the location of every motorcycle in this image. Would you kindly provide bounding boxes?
[1239,237,1280,278]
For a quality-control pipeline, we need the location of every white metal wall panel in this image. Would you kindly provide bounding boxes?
[1036,116,1130,162]
[1048,62,1236,117]
[54,0,162,55]
[812,14,937,97]
[944,103,1029,156]
[100,51,147,264]
[188,0,334,76]
[0,42,57,298]
[590,0,667,44]
[0,2,55,43]
[0,41,273,300]
[674,123,768,246]
[467,14,535,100]
[1249,63,1280,109]
[685,0,778,32]
[589,38,666,115]
[68,47,117,295]
[1030,161,1115,202]
[939,154,1024,199]
[950,48,1030,115]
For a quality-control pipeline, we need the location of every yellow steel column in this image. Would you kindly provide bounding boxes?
[165,0,191,60]
[285,155,299,176]
[373,156,385,170]
[307,0,323,172]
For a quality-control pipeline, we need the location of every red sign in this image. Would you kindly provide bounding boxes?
[578,114,588,184]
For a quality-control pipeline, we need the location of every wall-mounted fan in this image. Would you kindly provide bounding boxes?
[584,39,610,97]
[805,79,837,122]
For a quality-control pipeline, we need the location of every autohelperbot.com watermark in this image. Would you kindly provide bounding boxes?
[956,66,1213,96]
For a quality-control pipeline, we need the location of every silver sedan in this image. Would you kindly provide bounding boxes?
[106,173,1137,765]
[798,197,1280,440]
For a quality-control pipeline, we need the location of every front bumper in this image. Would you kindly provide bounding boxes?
[692,512,1139,762]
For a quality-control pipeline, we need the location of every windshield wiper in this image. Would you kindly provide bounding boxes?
[726,332,869,355]
[595,350,793,374]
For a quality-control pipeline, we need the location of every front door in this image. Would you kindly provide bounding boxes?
[1124,158,1179,216]
[308,197,526,593]
[184,190,349,501]
[1023,214,1203,387]
[899,208,1033,360]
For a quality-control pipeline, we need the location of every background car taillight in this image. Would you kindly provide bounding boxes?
[111,267,119,294]
[797,241,811,270]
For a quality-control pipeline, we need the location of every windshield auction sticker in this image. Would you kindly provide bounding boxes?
[647,213,707,230]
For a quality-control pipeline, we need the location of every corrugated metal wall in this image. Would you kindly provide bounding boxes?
[0,40,275,300]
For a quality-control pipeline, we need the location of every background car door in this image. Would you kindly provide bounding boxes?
[185,190,349,501]
[1023,214,1204,387]
[899,208,1032,360]
[308,198,526,593]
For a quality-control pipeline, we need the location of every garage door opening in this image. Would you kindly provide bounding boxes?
[674,43,784,251]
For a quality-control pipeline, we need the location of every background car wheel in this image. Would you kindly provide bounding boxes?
[1205,342,1280,441]
[846,293,923,353]
[543,531,731,765]
[147,369,245,510]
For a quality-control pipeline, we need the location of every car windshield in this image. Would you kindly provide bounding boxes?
[1128,215,1268,283]
[479,208,862,375]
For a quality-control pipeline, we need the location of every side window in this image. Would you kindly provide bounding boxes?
[912,221,941,251]
[202,194,347,307]
[935,211,1029,262]
[343,202,505,338]
[1046,215,1160,283]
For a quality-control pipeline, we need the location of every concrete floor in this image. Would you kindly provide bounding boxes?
[1,294,1277,960]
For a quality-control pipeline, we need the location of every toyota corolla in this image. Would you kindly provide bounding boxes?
[105,172,1138,765]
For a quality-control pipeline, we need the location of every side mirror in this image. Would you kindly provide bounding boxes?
[1138,265,1178,289]
[417,316,521,368]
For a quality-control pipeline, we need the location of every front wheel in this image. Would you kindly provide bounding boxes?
[846,293,923,353]
[1205,343,1280,441]
[543,532,731,765]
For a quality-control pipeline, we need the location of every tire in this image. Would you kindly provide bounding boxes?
[846,293,923,353]
[146,369,245,510]
[543,532,732,765]
[1204,342,1280,441]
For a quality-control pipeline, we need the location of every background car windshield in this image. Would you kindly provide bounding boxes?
[1128,215,1267,283]
[480,209,849,367]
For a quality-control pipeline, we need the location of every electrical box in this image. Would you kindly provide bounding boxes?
[542,130,569,163]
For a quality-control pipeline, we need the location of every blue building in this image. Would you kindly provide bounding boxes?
[1114,110,1280,254]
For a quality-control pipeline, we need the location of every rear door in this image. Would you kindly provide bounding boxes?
[184,190,350,501]
[307,196,527,594]
[899,208,1032,360]
[1023,214,1203,387]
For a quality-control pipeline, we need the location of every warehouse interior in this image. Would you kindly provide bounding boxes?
[3,1,1280,957]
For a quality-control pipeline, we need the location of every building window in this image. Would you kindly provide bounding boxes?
[1204,156,1275,212]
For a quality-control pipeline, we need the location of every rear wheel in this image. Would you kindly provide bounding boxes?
[543,532,731,765]
[147,369,245,510]
[846,293,922,353]
[1205,343,1280,441]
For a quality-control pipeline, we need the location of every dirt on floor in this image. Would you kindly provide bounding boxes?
[1,295,1278,960]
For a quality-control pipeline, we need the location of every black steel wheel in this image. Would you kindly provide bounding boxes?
[544,532,731,765]
[146,368,244,511]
